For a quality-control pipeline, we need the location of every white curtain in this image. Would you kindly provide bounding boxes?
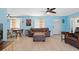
[34,19,45,28]
[10,18,21,29]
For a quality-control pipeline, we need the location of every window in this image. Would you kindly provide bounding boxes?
[10,18,21,29]
[34,19,45,28]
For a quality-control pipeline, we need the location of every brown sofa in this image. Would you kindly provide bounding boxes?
[65,27,79,49]
[28,28,50,37]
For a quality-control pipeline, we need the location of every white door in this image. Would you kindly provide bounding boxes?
[53,20,61,34]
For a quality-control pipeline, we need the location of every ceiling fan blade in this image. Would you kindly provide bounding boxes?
[45,8,56,14]
[47,8,50,10]
[46,8,50,12]
[51,11,56,14]
[50,8,56,10]
[46,10,49,13]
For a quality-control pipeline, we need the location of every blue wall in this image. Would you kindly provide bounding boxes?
[0,8,7,41]
[8,16,70,32]
[31,16,70,32]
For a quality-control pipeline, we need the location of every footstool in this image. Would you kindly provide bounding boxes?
[33,35,45,42]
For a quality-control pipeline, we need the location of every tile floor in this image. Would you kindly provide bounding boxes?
[8,35,79,51]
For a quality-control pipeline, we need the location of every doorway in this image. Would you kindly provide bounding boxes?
[52,19,61,35]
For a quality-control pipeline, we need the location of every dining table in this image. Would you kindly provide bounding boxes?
[12,28,23,37]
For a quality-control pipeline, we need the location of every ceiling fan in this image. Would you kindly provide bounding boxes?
[46,8,56,14]
[7,14,16,18]
[7,14,17,19]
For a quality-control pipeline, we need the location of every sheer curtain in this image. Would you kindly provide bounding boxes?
[10,18,21,29]
[34,19,45,28]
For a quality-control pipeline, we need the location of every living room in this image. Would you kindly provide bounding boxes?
[0,8,79,51]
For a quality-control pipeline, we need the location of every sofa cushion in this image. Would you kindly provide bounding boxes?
[31,28,49,32]
[68,37,78,42]
[34,32,45,36]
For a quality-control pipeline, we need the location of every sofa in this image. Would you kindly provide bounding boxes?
[28,28,50,37]
[65,27,79,49]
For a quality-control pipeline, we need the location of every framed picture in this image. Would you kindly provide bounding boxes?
[26,19,31,26]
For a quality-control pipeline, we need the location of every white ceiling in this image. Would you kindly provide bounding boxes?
[7,8,79,16]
